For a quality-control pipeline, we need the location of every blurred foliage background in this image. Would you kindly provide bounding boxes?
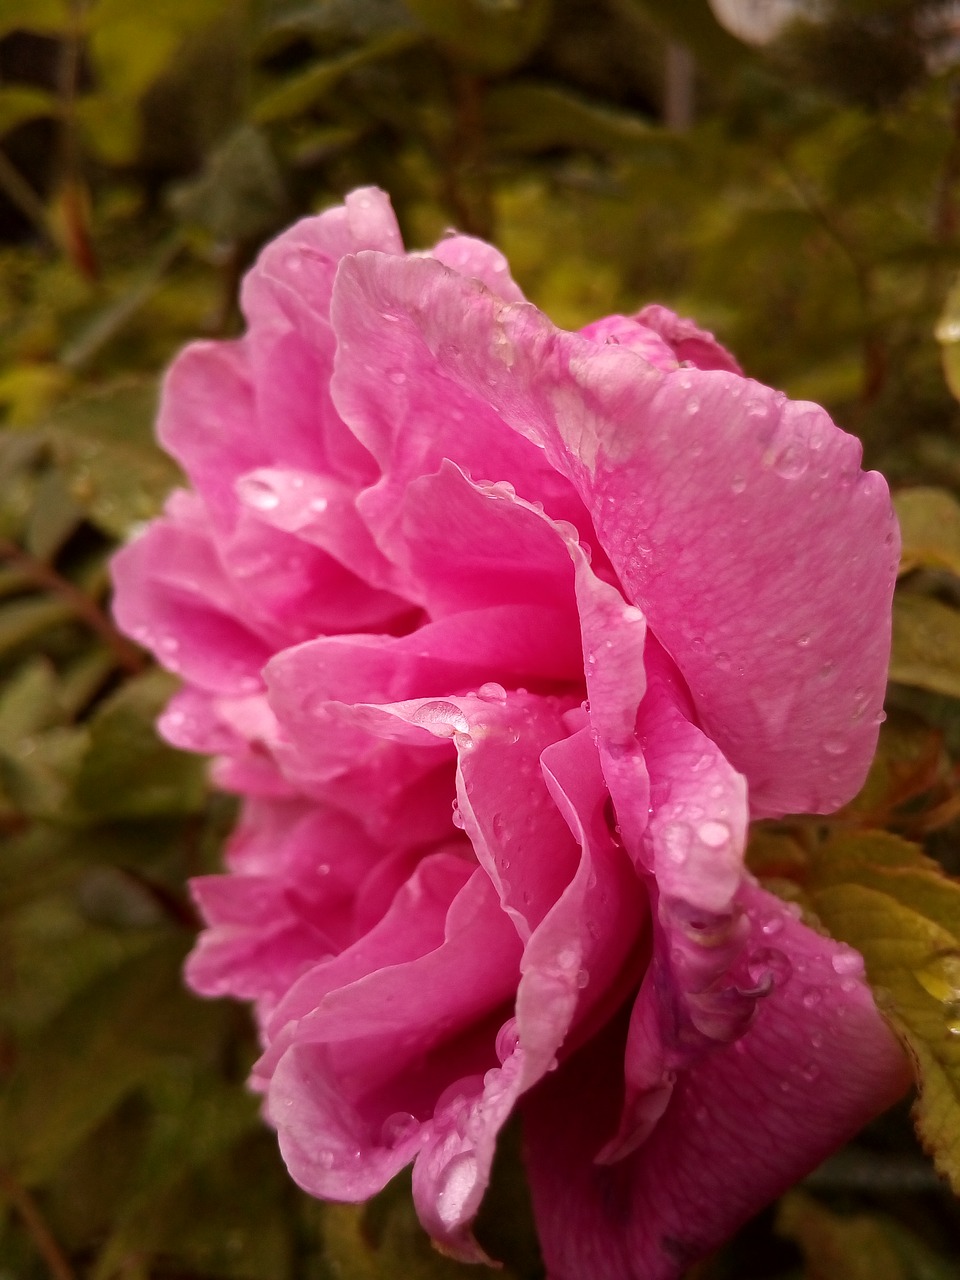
[4,0,960,1276]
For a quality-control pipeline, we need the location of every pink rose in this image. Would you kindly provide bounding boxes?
[112,188,909,1278]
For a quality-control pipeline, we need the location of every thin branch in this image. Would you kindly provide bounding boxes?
[0,537,145,675]
[0,1168,77,1280]
[774,149,886,404]
[0,149,59,249]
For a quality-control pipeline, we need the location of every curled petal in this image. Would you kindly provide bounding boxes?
[524,882,910,1280]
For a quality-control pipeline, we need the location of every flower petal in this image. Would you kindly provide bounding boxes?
[342,253,897,816]
[523,882,910,1280]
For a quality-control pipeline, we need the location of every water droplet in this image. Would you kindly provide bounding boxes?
[697,820,730,849]
[914,950,960,1004]
[730,475,747,495]
[411,700,470,737]
[451,801,465,830]
[661,821,690,866]
[239,476,280,511]
[761,916,783,937]
[800,1061,820,1083]
[831,948,862,977]
[747,947,792,989]
[477,682,507,703]
[715,652,732,671]
[388,370,406,385]
[576,968,590,989]
[768,439,807,479]
[496,1017,519,1063]
[381,1112,419,1146]
[436,1152,479,1228]
[823,736,848,757]
[796,633,811,648]
[318,1151,334,1170]
[801,987,822,1009]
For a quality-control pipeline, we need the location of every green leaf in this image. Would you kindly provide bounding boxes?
[170,126,287,243]
[0,658,63,749]
[843,709,944,823]
[253,31,418,123]
[0,725,88,821]
[895,487,960,578]
[0,595,76,655]
[890,593,960,700]
[44,379,181,538]
[758,830,960,1195]
[0,941,180,1184]
[25,468,84,563]
[778,1191,955,1280]
[72,670,206,820]
[92,1077,266,1280]
[403,0,549,74]
[484,82,667,156]
[0,87,59,138]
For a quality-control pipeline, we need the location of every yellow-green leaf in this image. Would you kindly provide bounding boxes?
[0,86,58,138]
[890,593,960,700]
[0,0,70,36]
[895,487,960,578]
[778,1191,954,1280]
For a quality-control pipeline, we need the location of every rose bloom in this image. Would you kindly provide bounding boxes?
[112,189,909,1279]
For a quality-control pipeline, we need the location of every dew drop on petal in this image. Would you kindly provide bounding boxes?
[239,476,281,511]
[436,1152,479,1228]
[697,820,730,849]
[381,1112,419,1147]
[496,1017,519,1063]
[747,947,792,989]
[831,948,862,977]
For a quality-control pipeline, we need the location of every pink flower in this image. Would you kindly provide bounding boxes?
[112,188,909,1278]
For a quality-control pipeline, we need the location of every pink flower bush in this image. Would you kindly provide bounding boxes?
[112,189,910,1278]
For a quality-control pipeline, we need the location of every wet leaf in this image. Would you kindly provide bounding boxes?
[44,379,180,538]
[756,829,960,1195]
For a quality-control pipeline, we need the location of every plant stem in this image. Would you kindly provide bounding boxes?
[0,537,145,675]
[0,1168,77,1280]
